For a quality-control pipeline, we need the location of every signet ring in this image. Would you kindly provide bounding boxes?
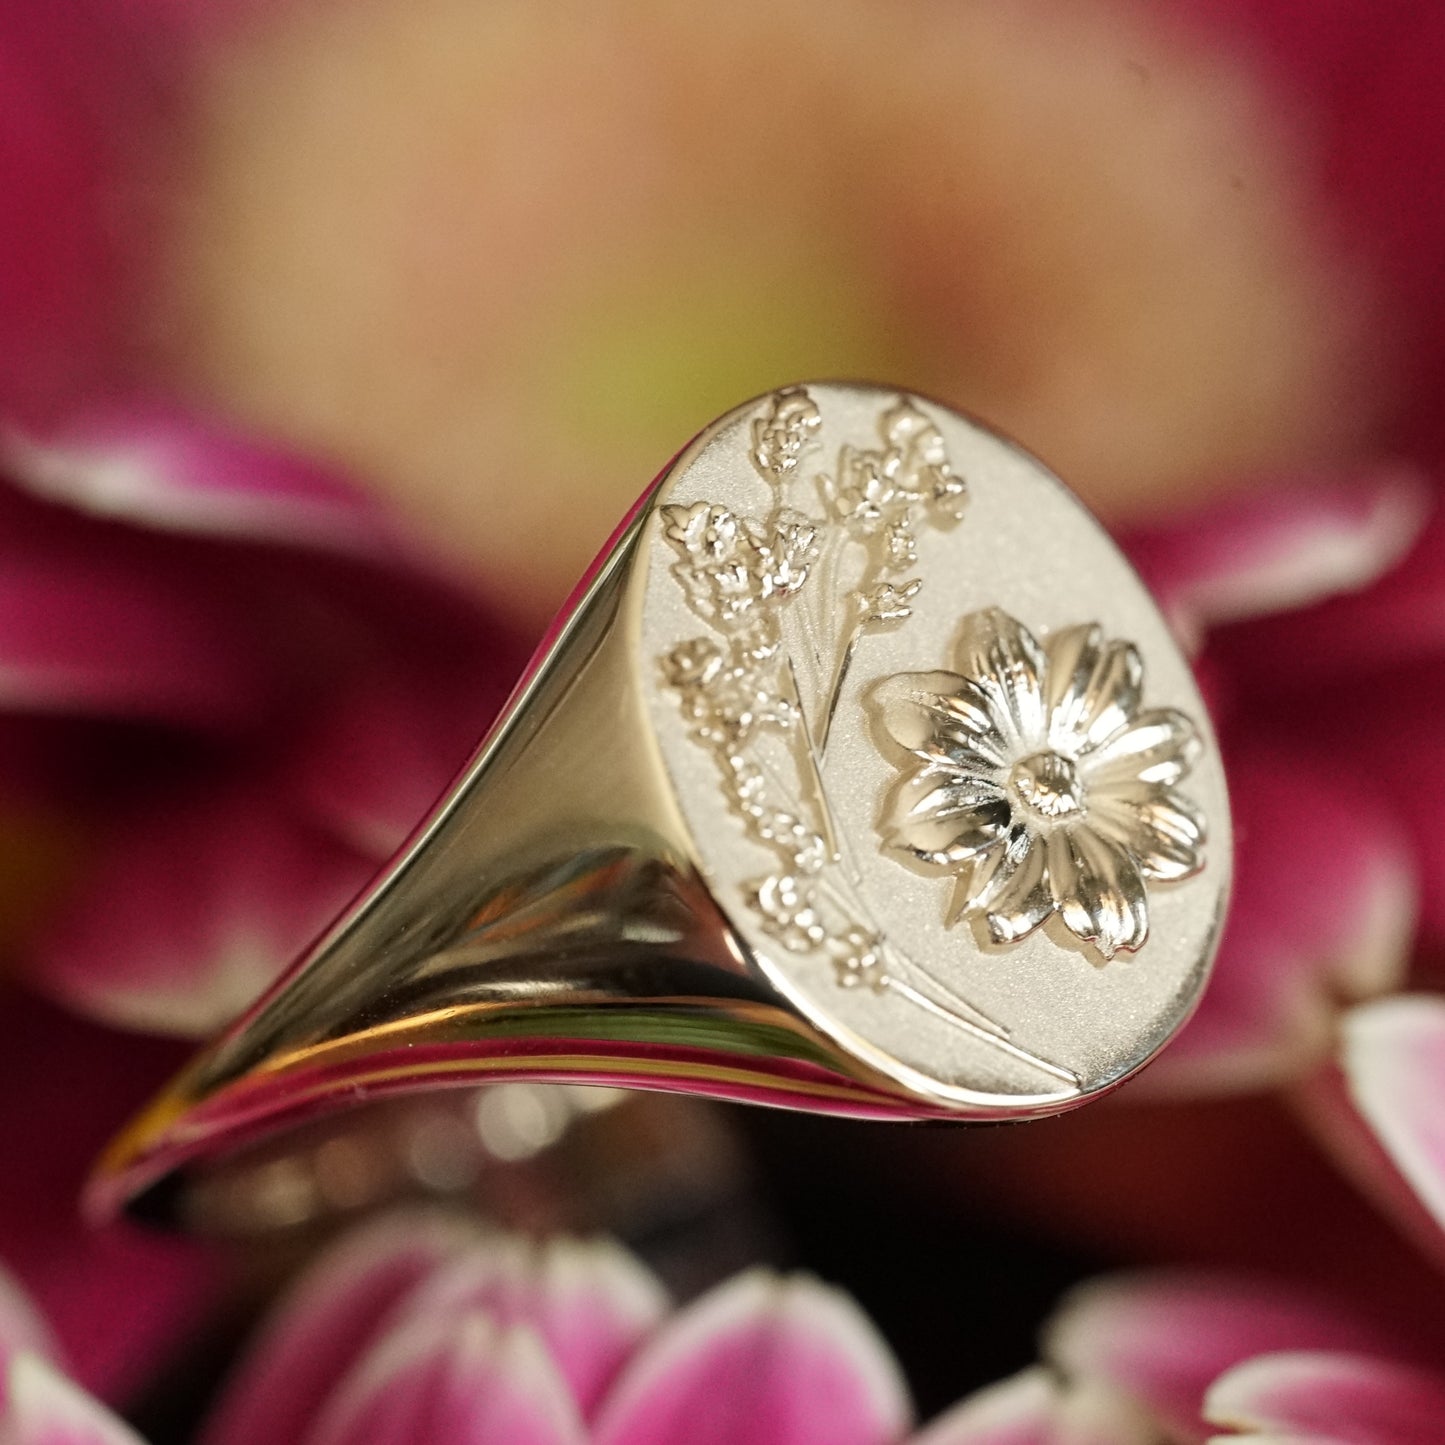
[89,382,1231,1227]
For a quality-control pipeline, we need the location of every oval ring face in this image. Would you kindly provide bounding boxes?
[640,382,1231,1114]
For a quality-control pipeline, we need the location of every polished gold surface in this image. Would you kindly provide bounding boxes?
[90,383,1230,1228]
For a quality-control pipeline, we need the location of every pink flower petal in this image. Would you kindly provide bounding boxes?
[592,1270,911,1445]
[1043,1271,1394,1441]
[1330,670,1445,944]
[1180,5,1445,475]
[200,1210,486,1445]
[391,1235,668,1421]
[1341,996,1445,1238]
[0,409,517,740]
[912,1369,1153,1445]
[1292,1053,1445,1281]
[28,784,375,1035]
[266,546,523,858]
[302,1314,586,1445]
[281,661,507,860]
[1123,471,1429,648]
[1138,748,1414,1095]
[912,1371,1061,1445]
[0,1270,56,1369]
[0,543,267,728]
[1209,507,1445,693]
[2,408,411,559]
[0,5,158,426]
[0,1355,145,1445]
[1205,1350,1445,1443]
[0,991,220,1401]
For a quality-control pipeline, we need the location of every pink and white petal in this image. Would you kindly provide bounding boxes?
[913,1368,1156,1445]
[1123,470,1430,650]
[592,1270,911,1445]
[0,1355,145,1445]
[1293,1056,1445,1282]
[390,1235,668,1421]
[1204,1350,1445,1444]
[1048,1382,1170,1445]
[1,407,409,560]
[200,1210,486,1445]
[0,991,221,1400]
[1212,498,1445,694]
[0,1271,56,1371]
[303,1315,585,1445]
[1340,996,1445,1239]
[1043,1271,1394,1442]
[911,1370,1061,1445]
[1136,750,1414,1097]
[28,785,375,1036]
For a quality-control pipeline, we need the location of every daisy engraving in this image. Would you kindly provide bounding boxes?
[874,608,1206,959]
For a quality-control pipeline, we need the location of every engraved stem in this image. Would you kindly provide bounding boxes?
[794,533,843,727]
[880,976,1081,1088]
[810,872,1010,1041]
[818,621,865,756]
[785,656,841,865]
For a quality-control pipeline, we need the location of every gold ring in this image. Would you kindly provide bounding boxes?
[88,381,1232,1228]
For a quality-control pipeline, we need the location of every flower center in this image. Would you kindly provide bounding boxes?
[1008,750,1085,821]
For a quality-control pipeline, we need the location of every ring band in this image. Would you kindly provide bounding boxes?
[88,381,1231,1228]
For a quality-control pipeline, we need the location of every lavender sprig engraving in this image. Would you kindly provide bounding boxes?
[659,393,983,997]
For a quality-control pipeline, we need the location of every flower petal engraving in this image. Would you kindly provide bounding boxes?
[977,832,1053,946]
[874,609,1207,959]
[959,825,1035,916]
[750,387,822,481]
[885,774,1011,867]
[1090,784,1207,883]
[1044,624,1144,753]
[1060,832,1150,960]
[1086,708,1202,789]
[875,671,1009,769]
[953,608,1048,752]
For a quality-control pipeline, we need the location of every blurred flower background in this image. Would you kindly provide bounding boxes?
[6,0,1445,1440]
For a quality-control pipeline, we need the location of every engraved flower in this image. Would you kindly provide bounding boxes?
[664,640,799,745]
[830,451,907,533]
[860,578,923,627]
[751,385,822,480]
[661,636,726,690]
[659,501,817,626]
[825,400,969,540]
[884,399,969,522]
[875,607,1205,958]
[751,874,826,951]
[826,925,889,992]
